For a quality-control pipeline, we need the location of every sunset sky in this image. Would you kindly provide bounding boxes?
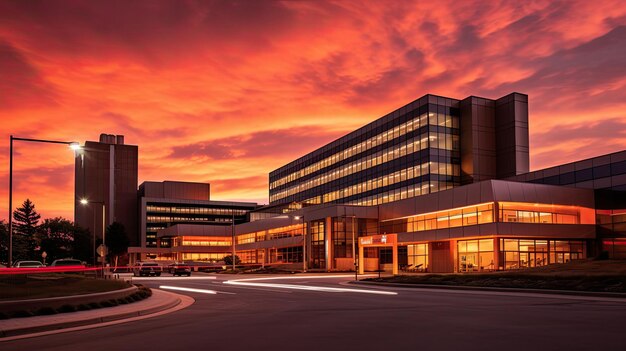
[1,0,625,221]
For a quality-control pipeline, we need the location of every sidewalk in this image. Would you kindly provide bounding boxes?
[0,289,193,339]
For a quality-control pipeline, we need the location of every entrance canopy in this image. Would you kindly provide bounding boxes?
[359,234,398,275]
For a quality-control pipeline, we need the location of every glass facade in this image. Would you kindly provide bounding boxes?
[499,239,585,269]
[499,202,580,224]
[457,239,495,272]
[310,220,325,269]
[381,203,494,233]
[506,150,626,192]
[144,202,251,247]
[407,243,428,271]
[235,224,305,245]
[269,97,461,207]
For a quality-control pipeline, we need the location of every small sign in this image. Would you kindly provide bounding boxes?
[41,251,47,258]
[97,244,108,256]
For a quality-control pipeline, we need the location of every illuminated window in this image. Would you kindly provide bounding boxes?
[457,239,495,272]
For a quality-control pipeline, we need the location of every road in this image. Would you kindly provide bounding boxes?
[3,273,625,351]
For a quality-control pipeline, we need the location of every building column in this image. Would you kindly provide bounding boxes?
[325,216,333,271]
[359,245,365,275]
[392,244,398,275]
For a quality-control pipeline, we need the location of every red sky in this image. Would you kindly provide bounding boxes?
[1,0,625,221]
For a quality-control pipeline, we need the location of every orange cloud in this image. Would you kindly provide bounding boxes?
[0,1,625,220]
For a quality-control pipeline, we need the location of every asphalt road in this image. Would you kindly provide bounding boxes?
[3,273,626,351]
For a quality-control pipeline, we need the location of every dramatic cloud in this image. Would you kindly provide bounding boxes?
[0,0,625,220]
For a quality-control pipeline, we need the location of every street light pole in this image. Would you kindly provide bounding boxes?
[231,211,236,272]
[80,199,105,270]
[7,136,79,267]
[8,136,13,267]
[294,215,306,272]
[352,215,357,282]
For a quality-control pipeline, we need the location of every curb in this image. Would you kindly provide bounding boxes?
[350,280,626,299]
[0,290,181,339]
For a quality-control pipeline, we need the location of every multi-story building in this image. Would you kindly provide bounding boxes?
[74,134,138,247]
[152,93,626,272]
[269,93,528,207]
[129,181,257,261]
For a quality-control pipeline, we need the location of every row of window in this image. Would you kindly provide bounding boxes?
[147,216,234,223]
[271,112,458,190]
[320,161,459,204]
[146,206,248,216]
[343,180,457,207]
[236,224,305,245]
[381,202,584,233]
[499,239,585,269]
[181,253,230,262]
[270,131,458,202]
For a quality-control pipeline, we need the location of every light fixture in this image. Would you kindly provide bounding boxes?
[69,142,82,150]
[80,198,88,205]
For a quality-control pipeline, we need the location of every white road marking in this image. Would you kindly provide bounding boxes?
[223,275,397,295]
[159,285,217,294]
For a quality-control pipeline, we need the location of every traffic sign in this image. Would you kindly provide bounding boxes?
[97,244,108,256]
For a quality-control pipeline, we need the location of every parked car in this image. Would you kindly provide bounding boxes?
[14,260,44,268]
[50,259,85,267]
[133,262,162,277]
[167,263,191,277]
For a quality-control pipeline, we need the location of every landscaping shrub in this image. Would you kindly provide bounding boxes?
[36,307,58,316]
[77,304,91,311]
[58,304,77,313]
[10,310,33,318]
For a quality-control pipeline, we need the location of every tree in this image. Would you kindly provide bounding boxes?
[35,218,92,265]
[71,225,92,264]
[13,199,41,261]
[0,221,8,265]
[223,254,241,266]
[106,222,129,267]
[38,217,74,264]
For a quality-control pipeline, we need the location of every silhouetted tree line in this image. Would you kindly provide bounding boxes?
[0,199,129,266]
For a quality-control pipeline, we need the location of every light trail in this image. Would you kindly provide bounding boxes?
[132,276,218,281]
[223,275,397,295]
[159,285,218,294]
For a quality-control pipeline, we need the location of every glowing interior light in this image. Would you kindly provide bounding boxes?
[159,285,217,294]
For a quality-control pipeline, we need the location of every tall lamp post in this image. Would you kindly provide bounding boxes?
[294,215,306,272]
[7,136,79,267]
[231,210,236,272]
[80,199,105,270]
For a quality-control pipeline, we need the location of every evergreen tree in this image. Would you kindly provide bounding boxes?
[13,199,41,261]
[0,221,8,265]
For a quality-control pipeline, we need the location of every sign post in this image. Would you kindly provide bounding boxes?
[41,251,47,266]
[97,244,108,278]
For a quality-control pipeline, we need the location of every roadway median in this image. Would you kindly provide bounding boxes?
[354,260,626,298]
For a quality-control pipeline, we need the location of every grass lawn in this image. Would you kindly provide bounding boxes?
[365,260,626,293]
[0,274,130,300]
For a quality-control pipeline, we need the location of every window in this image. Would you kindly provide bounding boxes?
[407,243,428,271]
[457,239,494,272]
